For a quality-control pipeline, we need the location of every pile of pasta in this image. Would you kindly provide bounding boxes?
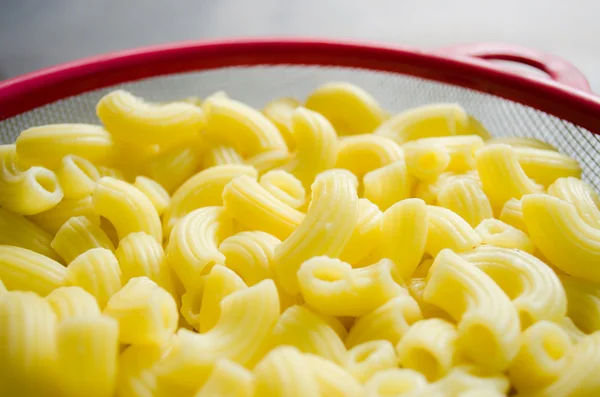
[1,82,599,397]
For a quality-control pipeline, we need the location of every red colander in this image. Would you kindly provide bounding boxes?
[0,39,599,188]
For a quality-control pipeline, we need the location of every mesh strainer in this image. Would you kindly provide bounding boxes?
[1,39,600,188]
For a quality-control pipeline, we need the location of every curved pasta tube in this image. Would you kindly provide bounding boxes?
[559,274,600,333]
[396,318,459,381]
[548,177,600,229]
[345,340,397,383]
[298,257,406,317]
[246,150,289,174]
[263,97,300,151]
[414,171,479,205]
[56,155,101,199]
[0,207,60,261]
[93,177,162,242]
[28,195,99,234]
[259,170,306,209]
[166,207,233,291]
[432,365,510,396]
[346,295,422,348]
[475,218,534,253]
[272,305,347,364]
[67,248,122,308]
[195,359,255,397]
[475,144,542,210]
[300,304,348,339]
[499,197,527,232]
[284,107,338,187]
[15,123,115,168]
[335,134,403,178]
[437,177,493,227]
[508,321,571,393]
[425,205,481,256]
[514,147,581,187]
[134,176,170,216]
[219,230,280,285]
[407,135,485,172]
[403,141,450,181]
[202,94,287,157]
[557,317,586,344]
[303,353,363,397]
[340,198,382,265]
[104,277,177,345]
[407,277,452,321]
[274,170,359,295]
[380,198,428,278]
[363,159,414,211]
[364,368,428,397]
[163,164,257,235]
[198,265,247,332]
[46,286,100,322]
[203,144,244,168]
[222,175,304,240]
[97,90,204,145]
[0,245,67,295]
[148,143,203,193]
[423,249,520,371]
[117,343,165,397]
[55,315,119,397]
[460,246,567,328]
[522,194,600,282]
[253,346,320,397]
[486,136,557,151]
[0,291,57,396]
[51,216,115,264]
[152,280,279,391]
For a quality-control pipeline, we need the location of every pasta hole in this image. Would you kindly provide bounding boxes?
[35,172,58,193]
[403,347,441,381]
[354,346,377,363]
[462,323,499,363]
[487,223,506,234]
[377,379,417,396]
[542,333,567,360]
[313,267,345,283]
[418,152,438,170]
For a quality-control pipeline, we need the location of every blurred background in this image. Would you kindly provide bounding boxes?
[1,0,599,92]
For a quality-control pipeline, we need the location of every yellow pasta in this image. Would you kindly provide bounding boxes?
[51,216,115,264]
[514,147,581,187]
[498,197,527,232]
[423,249,520,371]
[56,155,101,199]
[340,198,383,265]
[486,136,557,151]
[548,176,600,229]
[437,177,493,227]
[15,123,115,168]
[194,359,255,397]
[117,343,164,397]
[301,303,349,340]
[408,277,453,321]
[46,286,101,322]
[274,170,359,295]
[522,193,600,282]
[407,135,485,172]
[97,165,126,180]
[475,218,534,253]
[364,368,429,397]
[403,141,451,181]
[425,205,482,256]
[66,248,122,308]
[303,353,364,397]
[246,150,290,174]
[28,195,99,234]
[259,169,306,209]
[148,142,203,193]
[559,274,600,333]
[0,207,60,261]
[414,170,479,205]
[363,159,414,211]
[431,365,510,396]
[203,144,244,168]
[0,245,67,295]
[263,97,300,151]
[0,278,6,294]
[335,134,403,178]
[134,176,170,216]
[305,82,386,135]
[345,340,397,383]
[557,317,587,344]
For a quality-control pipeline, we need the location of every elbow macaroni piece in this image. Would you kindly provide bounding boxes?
[345,340,397,383]
[148,143,203,193]
[548,176,600,229]
[364,368,428,397]
[134,176,171,216]
[432,365,510,396]
[46,286,101,322]
[406,135,484,172]
[56,155,101,199]
[335,134,403,178]
[486,136,557,151]
[499,197,527,232]
[0,207,60,261]
[514,147,581,187]
[402,141,451,181]
[559,274,600,333]
[51,216,115,264]
[28,195,100,235]
[263,97,300,151]
[203,144,244,168]
[246,150,290,174]
[259,170,306,209]
[423,249,520,371]
[194,359,255,397]
[303,353,364,397]
[339,198,382,265]
[475,218,534,253]
[425,205,482,257]
[363,159,414,211]
[437,177,493,227]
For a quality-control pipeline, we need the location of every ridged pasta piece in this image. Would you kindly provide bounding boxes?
[431,365,510,396]
[298,257,405,317]
[305,82,386,135]
[423,249,520,371]
[0,245,67,295]
[246,150,290,174]
[55,315,119,397]
[425,205,481,256]
[222,175,304,240]
[499,197,527,232]
[396,318,459,381]
[346,295,422,348]
[51,216,115,264]
[475,144,542,210]
[340,198,382,265]
[514,147,581,187]
[461,246,567,328]
[15,124,115,168]
[263,97,300,150]
[0,144,63,215]
[28,195,99,234]
[56,155,101,199]
[202,94,288,157]
[559,274,600,333]
[414,171,480,205]
[408,277,452,321]
[345,340,397,383]
[253,346,320,397]
[117,343,164,397]
[219,230,280,285]
[272,305,347,364]
[152,280,279,391]
[179,280,205,331]
[335,134,403,178]
[548,177,600,229]
[110,140,158,180]
[148,143,203,193]
[163,164,257,235]
[274,170,359,295]
[259,170,306,209]
[508,320,571,393]
[0,207,60,261]
[364,368,428,397]
[97,90,204,146]
[363,159,414,211]
[104,277,177,345]
[0,291,57,396]
[203,144,244,168]
[134,176,170,216]
[283,107,338,187]
[486,136,557,151]
[67,248,122,308]
[522,193,600,282]
[46,286,101,322]
[475,218,534,253]
[380,198,428,278]
[166,207,233,291]
[304,353,364,397]
[194,359,255,397]
[557,317,587,344]
[437,177,493,227]
[407,135,485,172]
[403,141,451,181]
[93,177,162,242]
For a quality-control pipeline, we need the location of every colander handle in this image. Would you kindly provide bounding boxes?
[437,43,592,93]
